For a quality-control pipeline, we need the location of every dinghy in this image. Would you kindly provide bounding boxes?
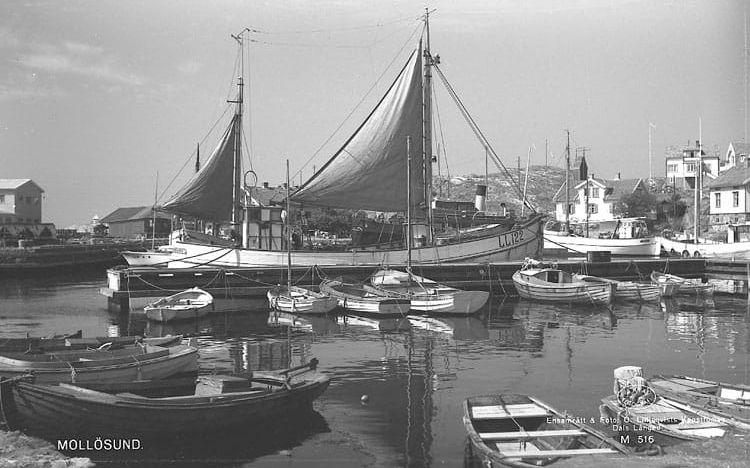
[144,287,214,322]
[573,275,660,302]
[0,359,329,439]
[648,375,750,425]
[370,269,489,315]
[650,271,714,297]
[319,278,410,316]
[464,394,629,467]
[512,268,614,306]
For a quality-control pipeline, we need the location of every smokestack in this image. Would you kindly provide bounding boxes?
[475,184,487,212]
[263,182,269,188]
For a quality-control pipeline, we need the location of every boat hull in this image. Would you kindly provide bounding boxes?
[0,374,330,438]
[512,271,614,305]
[121,250,175,266]
[648,375,750,425]
[319,280,410,316]
[544,232,659,256]
[145,305,211,322]
[166,216,544,268]
[657,236,750,259]
[267,287,338,314]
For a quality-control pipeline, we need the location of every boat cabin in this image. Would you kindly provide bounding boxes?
[519,268,574,284]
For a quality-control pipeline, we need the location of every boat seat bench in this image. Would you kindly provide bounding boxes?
[480,429,585,439]
[499,447,617,458]
[472,403,550,419]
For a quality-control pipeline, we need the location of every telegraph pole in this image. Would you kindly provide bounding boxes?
[565,130,571,234]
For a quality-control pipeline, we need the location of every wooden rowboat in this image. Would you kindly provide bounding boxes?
[0,330,82,352]
[0,359,329,438]
[573,275,660,302]
[319,278,410,316]
[600,394,733,440]
[144,287,214,322]
[0,344,198,384]
[649,271,714,297]
[0,333,181,353]
[267,285,339,314]
[463,394,629,467]
[512,268,614,306]
[648,375,750,425]
[370,269,489,315]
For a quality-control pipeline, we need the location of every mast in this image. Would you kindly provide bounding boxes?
[286,159,292,291]
[422,8,434,243]
[229,33,245,230]
[565,130,571,234]
[694,120,703,242]
[151,171,158,250]
[407,136,412,275]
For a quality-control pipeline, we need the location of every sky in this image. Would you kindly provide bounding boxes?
[0,0,747,226]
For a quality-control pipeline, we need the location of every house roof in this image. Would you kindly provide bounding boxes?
[101,206,171,224]
[706,165,750,189]
[553,178,642,203]
[0,179,44,192]
[730,141,750,156]
[250,186,287,206]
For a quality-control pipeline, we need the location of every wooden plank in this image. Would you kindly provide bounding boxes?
[472,404,550,419]
[480,429,585,439]
[500,448,617,458]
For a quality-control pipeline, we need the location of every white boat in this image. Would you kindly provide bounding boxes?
[573,274,660,302]
[266,286,338,314]
[144,287,213,322]
[121,246,187,267]
[544,231,659,256]
[657,236,750,259]
[370,269,489,315]
[152,19,544,269]
[650,271,714,297]
[512,267,614,306]
[319,278,410,316]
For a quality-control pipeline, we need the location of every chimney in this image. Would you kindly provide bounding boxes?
[474,185,487,212]
[615,172,621,180]
[263,182,269,188]
[695,140,700,148]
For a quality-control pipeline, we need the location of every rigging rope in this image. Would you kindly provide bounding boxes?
[432,64,536,214]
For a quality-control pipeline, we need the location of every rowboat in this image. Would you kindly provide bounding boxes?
[267,285,339,314]
[648,375,750,425]
[319,278,410,316]
[512,268,614,306]
[573,275,660,302]
[0,359,329,439]
[370,269,489,315]
[0,330,82,352]
[0,344,198,384]
[463,394,629,467]
[144,287,214,322]
[649,271,714,297]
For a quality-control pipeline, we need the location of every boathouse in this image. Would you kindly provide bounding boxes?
[100,206,172,239]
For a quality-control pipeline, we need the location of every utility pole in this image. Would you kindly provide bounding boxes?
[745,7,748,142]
[517,155,521,189]
[649,122,656,180]
[545,138,548,166]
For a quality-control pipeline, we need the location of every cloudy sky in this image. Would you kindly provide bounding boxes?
[0,0,746,226]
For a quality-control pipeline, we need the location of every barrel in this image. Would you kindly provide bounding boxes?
[587,251,611,263]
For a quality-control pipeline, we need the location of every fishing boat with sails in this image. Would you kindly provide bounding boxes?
[139,14,544,269]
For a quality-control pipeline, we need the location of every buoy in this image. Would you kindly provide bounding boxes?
[361,394,369,404]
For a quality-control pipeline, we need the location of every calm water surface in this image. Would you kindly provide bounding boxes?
[1,270,748,467]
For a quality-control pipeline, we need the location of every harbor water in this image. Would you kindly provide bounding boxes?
[1,270,748,467]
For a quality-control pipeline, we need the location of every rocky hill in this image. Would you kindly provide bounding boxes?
[433,165,567,215]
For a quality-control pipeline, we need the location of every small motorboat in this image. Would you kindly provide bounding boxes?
[0,344,198,384]
[370,269,489,315]
[600,366,733,440]
[649,271,714,297]
[464,394,629,467]
[573,274,660,302]
[319,278,410,316]
[144,287,214,322]
[0,359,329,439]
[648,375,750,425]
[267,285,338,314]
[512,266,614,306]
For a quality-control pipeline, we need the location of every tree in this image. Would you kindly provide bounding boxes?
[617,190,657,218]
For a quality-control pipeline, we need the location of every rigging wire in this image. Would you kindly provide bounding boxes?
[290,21,423,181]
[432,64,536,213]
[431,82,452,195]
[250,16,415,35]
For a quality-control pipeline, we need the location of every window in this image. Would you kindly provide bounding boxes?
[715,193,721,208]
[686,163,696,172]
[0,195,4,203]
[609,204,614,213]
[591,188,600,198]
[667,164,678,173]
[17,196,23,203]
[568,204,575,214]
[733,191,740,207]
[588,204,598,214]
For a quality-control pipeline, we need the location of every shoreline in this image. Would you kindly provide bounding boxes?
[0,429,93,468]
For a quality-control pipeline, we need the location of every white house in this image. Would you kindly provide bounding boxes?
[665,140,719,189]
[706,160,750,230]
[721,141,750,171]
[553,177,645,223]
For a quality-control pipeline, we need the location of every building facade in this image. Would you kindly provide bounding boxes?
[665,141,719,189]
[721,141,750,172]
[553,177,645,223]
[706,161,750,230]
[0,179,44,224]
[101,206,172,239]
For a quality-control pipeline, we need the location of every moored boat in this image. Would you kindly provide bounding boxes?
[370,269,489,315]
[319,278,410,316]
[657,235,750,260]
[144,287,214,322]
[512,266,614,306]
[0,344,198,384]
[267,285,338,314]
[0,359,329,438]
[648,375,750,425]
[0,330,82,352]
[649,271,713,297]
[463,394,629,467]
[573,274,660,302]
